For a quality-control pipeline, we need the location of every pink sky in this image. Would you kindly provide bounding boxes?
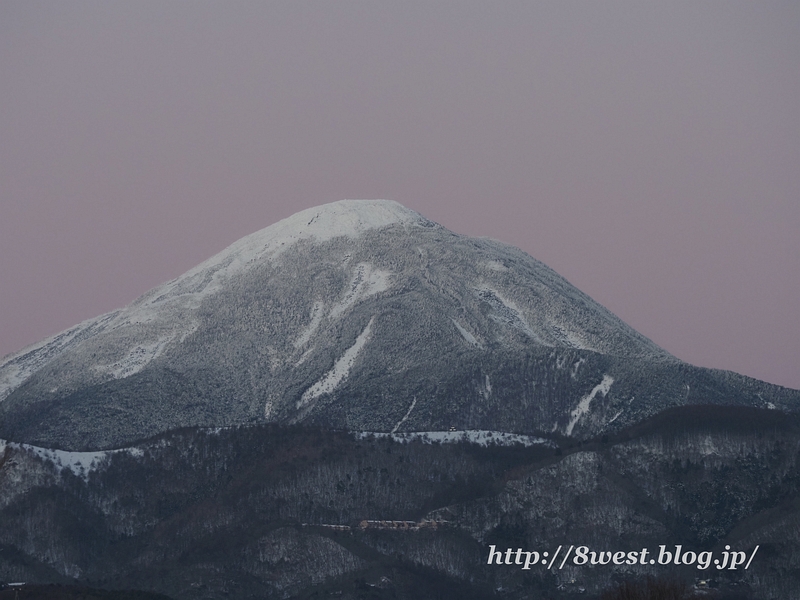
[1,1,798,389]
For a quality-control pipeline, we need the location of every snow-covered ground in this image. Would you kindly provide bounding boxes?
[2,439,144,482]
[355,430,553,448]
[565,375,614,436]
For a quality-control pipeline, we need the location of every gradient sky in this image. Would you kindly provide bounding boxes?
[1,1,798,389]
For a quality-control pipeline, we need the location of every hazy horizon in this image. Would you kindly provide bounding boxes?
[2,1,798,389]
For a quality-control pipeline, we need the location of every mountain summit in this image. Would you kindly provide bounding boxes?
[1,200,796,449]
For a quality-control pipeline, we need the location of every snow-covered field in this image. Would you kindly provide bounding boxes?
[1,439,144,481]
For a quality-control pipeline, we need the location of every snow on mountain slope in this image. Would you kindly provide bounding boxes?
[452,319,482,349]
[298,316,375,409]
[565,375,614,436]
[1,438,143,482]
[147,199,425,305]
[329,264,391,319]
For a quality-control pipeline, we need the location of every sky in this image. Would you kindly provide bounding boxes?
[1,1,798,389]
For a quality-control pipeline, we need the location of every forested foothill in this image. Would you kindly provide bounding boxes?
[1,404,797,599]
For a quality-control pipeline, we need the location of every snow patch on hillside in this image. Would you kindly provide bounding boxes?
[476,287,540,341]
[564,331,592,351]
[294,347,315,367]
[101,336,172,379]
[295,301,325,348]
[571,357,586,379]
[299,317,375,407]
[356,430,553,448]
[6,440,144,482]
[550,324,595,352]
[391,397,417,433]
[483,260,508,272]
[90,319,199,380]
[330,264,391,319]
[565,375,614,436]
[452,319,481,348]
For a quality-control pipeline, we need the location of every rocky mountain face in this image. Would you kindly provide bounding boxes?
[0,407,798,599]
[0,200,796,450]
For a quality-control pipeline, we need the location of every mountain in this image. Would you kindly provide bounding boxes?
[2,199,800,599]
[0,200,797,451]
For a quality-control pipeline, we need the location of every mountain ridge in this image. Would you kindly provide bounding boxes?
[2,406,798,599]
